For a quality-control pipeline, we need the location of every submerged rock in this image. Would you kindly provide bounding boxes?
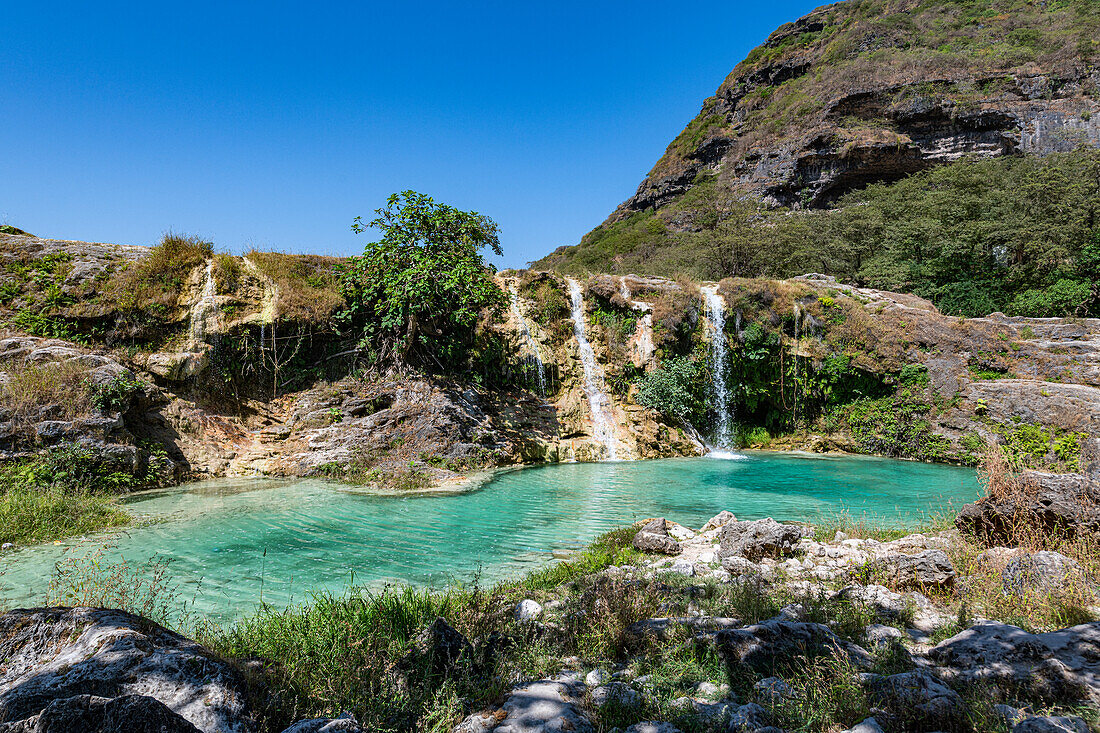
[0,607,252,733]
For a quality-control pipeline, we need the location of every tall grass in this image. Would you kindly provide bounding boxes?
[0,485,129,544]
[0,359,93,428]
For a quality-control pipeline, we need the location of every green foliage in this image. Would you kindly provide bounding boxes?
[340,191,507,373]
[88,373,144,413]
[839,395,949,460]
[994,423,1087,471]
[542,149,1100,319]
[1008,278,1093,317]
[635,357,703,424]
[0,444,150,543]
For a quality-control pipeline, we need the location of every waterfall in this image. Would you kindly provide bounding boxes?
[508,282,547,396]
[793,302,801,425]
[188,259,219,349]
[619,277,655,368]
[702,285,736,454]
[566,278,619,461]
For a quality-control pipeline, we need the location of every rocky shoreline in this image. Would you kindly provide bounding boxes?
[3,474,1099,733]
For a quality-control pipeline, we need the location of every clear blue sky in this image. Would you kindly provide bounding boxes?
[1,1,822,269]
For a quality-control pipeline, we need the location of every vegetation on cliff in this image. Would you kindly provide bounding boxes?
[340,191,510,379]
[539,149,1100,318]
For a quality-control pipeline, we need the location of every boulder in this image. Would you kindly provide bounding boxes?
[928,621,1100,703]
[412,618,471,679]
[492,678,594,733]
[632,519,682,555]
[1002,551,1083,596]
[874,550,955,589]
[840,718,885,733]
[726,702,779,732]
[514,600,543,622]
[0,607,252,733]
[11,694,202,733]
[718,518,802,562]
[590,682,641,710]
[700,510,736,532]
[714,616,873,673]
[956,472,1100,543]
[872,669,965,728]
[1013,716,1090,733]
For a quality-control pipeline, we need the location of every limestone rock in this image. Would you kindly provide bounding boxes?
[873,669,965,727]
[700,510,736,532]
[875,549,955,589]
[928,621,1100,703]
[1002,551,1083,596]
[492,678,594,733]
[1013,716,1090,733]
[956,472,1100,543]
[840,717,885,733]
[0,607,252,733]
[632,519,682,555]
[624,723,682,733]
[514,600,543,622]
[718,518,802,562]
[412,618,471,679]
[15,694,202,733]
[590,682,641,710]
[279,719,364,733]
[714,616,873,673]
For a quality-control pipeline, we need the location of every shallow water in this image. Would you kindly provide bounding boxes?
[0,452,979,621]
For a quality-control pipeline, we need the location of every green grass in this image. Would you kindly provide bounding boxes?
[0,485,129,544]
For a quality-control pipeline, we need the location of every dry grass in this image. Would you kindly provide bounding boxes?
[0,359,92,428]
[246,250,344,323]
[108,233,213,314]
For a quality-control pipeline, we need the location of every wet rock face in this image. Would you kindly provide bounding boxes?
[0,607,254,733]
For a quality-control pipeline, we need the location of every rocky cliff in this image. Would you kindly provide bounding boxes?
[2,229,1099,494]
[537,0,1100,277]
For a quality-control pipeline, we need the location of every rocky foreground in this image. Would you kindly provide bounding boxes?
[3,492,1099,733]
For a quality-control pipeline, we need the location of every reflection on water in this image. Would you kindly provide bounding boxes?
[0,452,979,622]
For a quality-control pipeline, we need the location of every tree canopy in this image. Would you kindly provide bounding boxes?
[340,191,507,372]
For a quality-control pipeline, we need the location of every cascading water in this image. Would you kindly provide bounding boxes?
[793,303,801,425]
[508,282,547,396]
[619,277,655,368]
[566,278,619,461]
[188,259,219,349]
[702,285,736,455]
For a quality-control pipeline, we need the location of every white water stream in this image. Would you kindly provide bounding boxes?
[507,282,547,395]
[619,277,655,368]
[567,278,619,461]
[187,260,219,349]
[702,285,736,454]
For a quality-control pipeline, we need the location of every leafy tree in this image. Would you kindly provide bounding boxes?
[635,357,702,424]
[340,191,507,371]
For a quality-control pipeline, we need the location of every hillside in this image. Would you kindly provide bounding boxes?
[535,0,1100,314]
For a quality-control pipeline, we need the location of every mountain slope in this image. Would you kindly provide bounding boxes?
[536,0,1100,280]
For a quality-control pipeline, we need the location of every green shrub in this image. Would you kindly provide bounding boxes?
[635,357,702,423]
